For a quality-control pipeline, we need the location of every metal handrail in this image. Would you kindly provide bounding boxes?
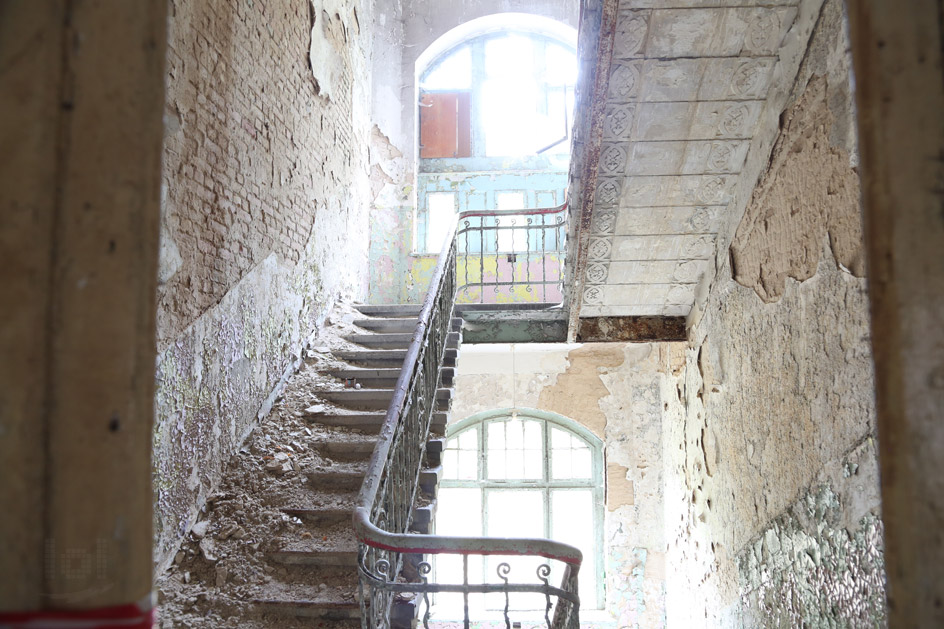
[455,202,568,305]
[353,212,582,627]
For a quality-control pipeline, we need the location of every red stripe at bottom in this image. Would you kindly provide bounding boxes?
[0,602,153,629]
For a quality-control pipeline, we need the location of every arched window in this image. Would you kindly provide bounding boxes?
[414,17,578,253]
[435,409,604,612]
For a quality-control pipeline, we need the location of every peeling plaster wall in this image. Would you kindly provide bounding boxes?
[154,0,373,570]
[451,342,682,625]
[662,2,886,626]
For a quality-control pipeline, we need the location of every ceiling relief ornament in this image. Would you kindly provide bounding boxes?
[707,142,735,172]
[588,237,613,261]
[592,211,617,235]
[608,63,641,102]
[682,235,714,259]
[673,260,701,283]
[583,285,604,305]
[689,207,713,233]
[599,144,627,175]
[586,263,608,284]
[730,61,764,97]
[595,178,622,207]
[697,176,728,205]
[603,104,635,139]
[719,104,749,137]
[746,11,780,52]
[613,12,648,58]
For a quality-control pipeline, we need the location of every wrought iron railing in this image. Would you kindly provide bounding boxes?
[353,217,581,629]
[456,203,568,305]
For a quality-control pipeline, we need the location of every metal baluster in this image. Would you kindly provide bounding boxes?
[463,554,470,629]
[493,217,501,300]
[498,562,511,629]
[463,220,470,302]
[541,213,547,302]
[525,217,533,296]
[419,562,433,629]
[479,217,485,303]
[538,564,552,628]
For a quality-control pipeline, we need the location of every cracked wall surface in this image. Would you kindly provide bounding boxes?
[154,0,373,571]
[662,2,886,626]
[451,342,681,625]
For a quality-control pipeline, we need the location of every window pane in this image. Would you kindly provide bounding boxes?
[486,489,546,610]
[551,490,595,606]
[457,450,478,480]
[485,35,533,79]
[523,419,541,448]
[458,427,477,450]
[546,43,577,86]
[443,449,459,480]
[506,420,523,449]
[523,449,542,480]
[487,490,543,537]
[487,420,505,450]
[439,488,482,536]
[551,426,569,448]
[551,448,570,480]
[427,192,456,253]
[487,450,506,480]
[482,78,539,157]
[422,45,471,90]
[572,447,591,479]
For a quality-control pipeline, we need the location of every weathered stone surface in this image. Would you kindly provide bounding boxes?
[153,0,373,571]
[661,4,886,626]
[731,75,864,302]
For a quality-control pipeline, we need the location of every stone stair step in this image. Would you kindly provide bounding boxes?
[419,465,443,497]
[269,549,358,567]
[320,387,453,411]
[319,438,378,458]
[327,367,456,389]
[410,501,437,534]
[306,468,366,491]
[332,348,458,368]
[354,317,462,333]
[344,331,461,349]
[310,411,448,435]
[354,304,422,317]
[426,438,445,466]
[253,599,360,620]
[280,507,352,526]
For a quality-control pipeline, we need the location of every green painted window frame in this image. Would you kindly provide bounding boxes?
[440,408,606,610]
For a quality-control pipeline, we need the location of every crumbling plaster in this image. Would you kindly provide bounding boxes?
[661,2,886,626]
[451,342,681,626]
[154,0,374,571]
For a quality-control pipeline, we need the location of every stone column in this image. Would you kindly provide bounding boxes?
[0,0,166,618]
[847,1,944,625]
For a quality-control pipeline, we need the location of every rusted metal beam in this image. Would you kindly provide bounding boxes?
[576,316,688,342]
[564,0,620,343]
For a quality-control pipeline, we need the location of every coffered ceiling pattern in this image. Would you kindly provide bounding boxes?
[580,0,800,317]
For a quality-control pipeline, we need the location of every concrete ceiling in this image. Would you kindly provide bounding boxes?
[576,0,802,319]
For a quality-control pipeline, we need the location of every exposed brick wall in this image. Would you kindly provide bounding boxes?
[159,0,364,347]
[154,0,372,569]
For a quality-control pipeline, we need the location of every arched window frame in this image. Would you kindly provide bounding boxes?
[412,17,578,253]
[440,408,605,610]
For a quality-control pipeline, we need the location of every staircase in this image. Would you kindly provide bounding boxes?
[251,304,461,625]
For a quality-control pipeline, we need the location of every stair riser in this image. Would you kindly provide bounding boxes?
[254,601,360,620]
[344,332,461,349]
[306,473,364,491]
[269,551,358,567]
